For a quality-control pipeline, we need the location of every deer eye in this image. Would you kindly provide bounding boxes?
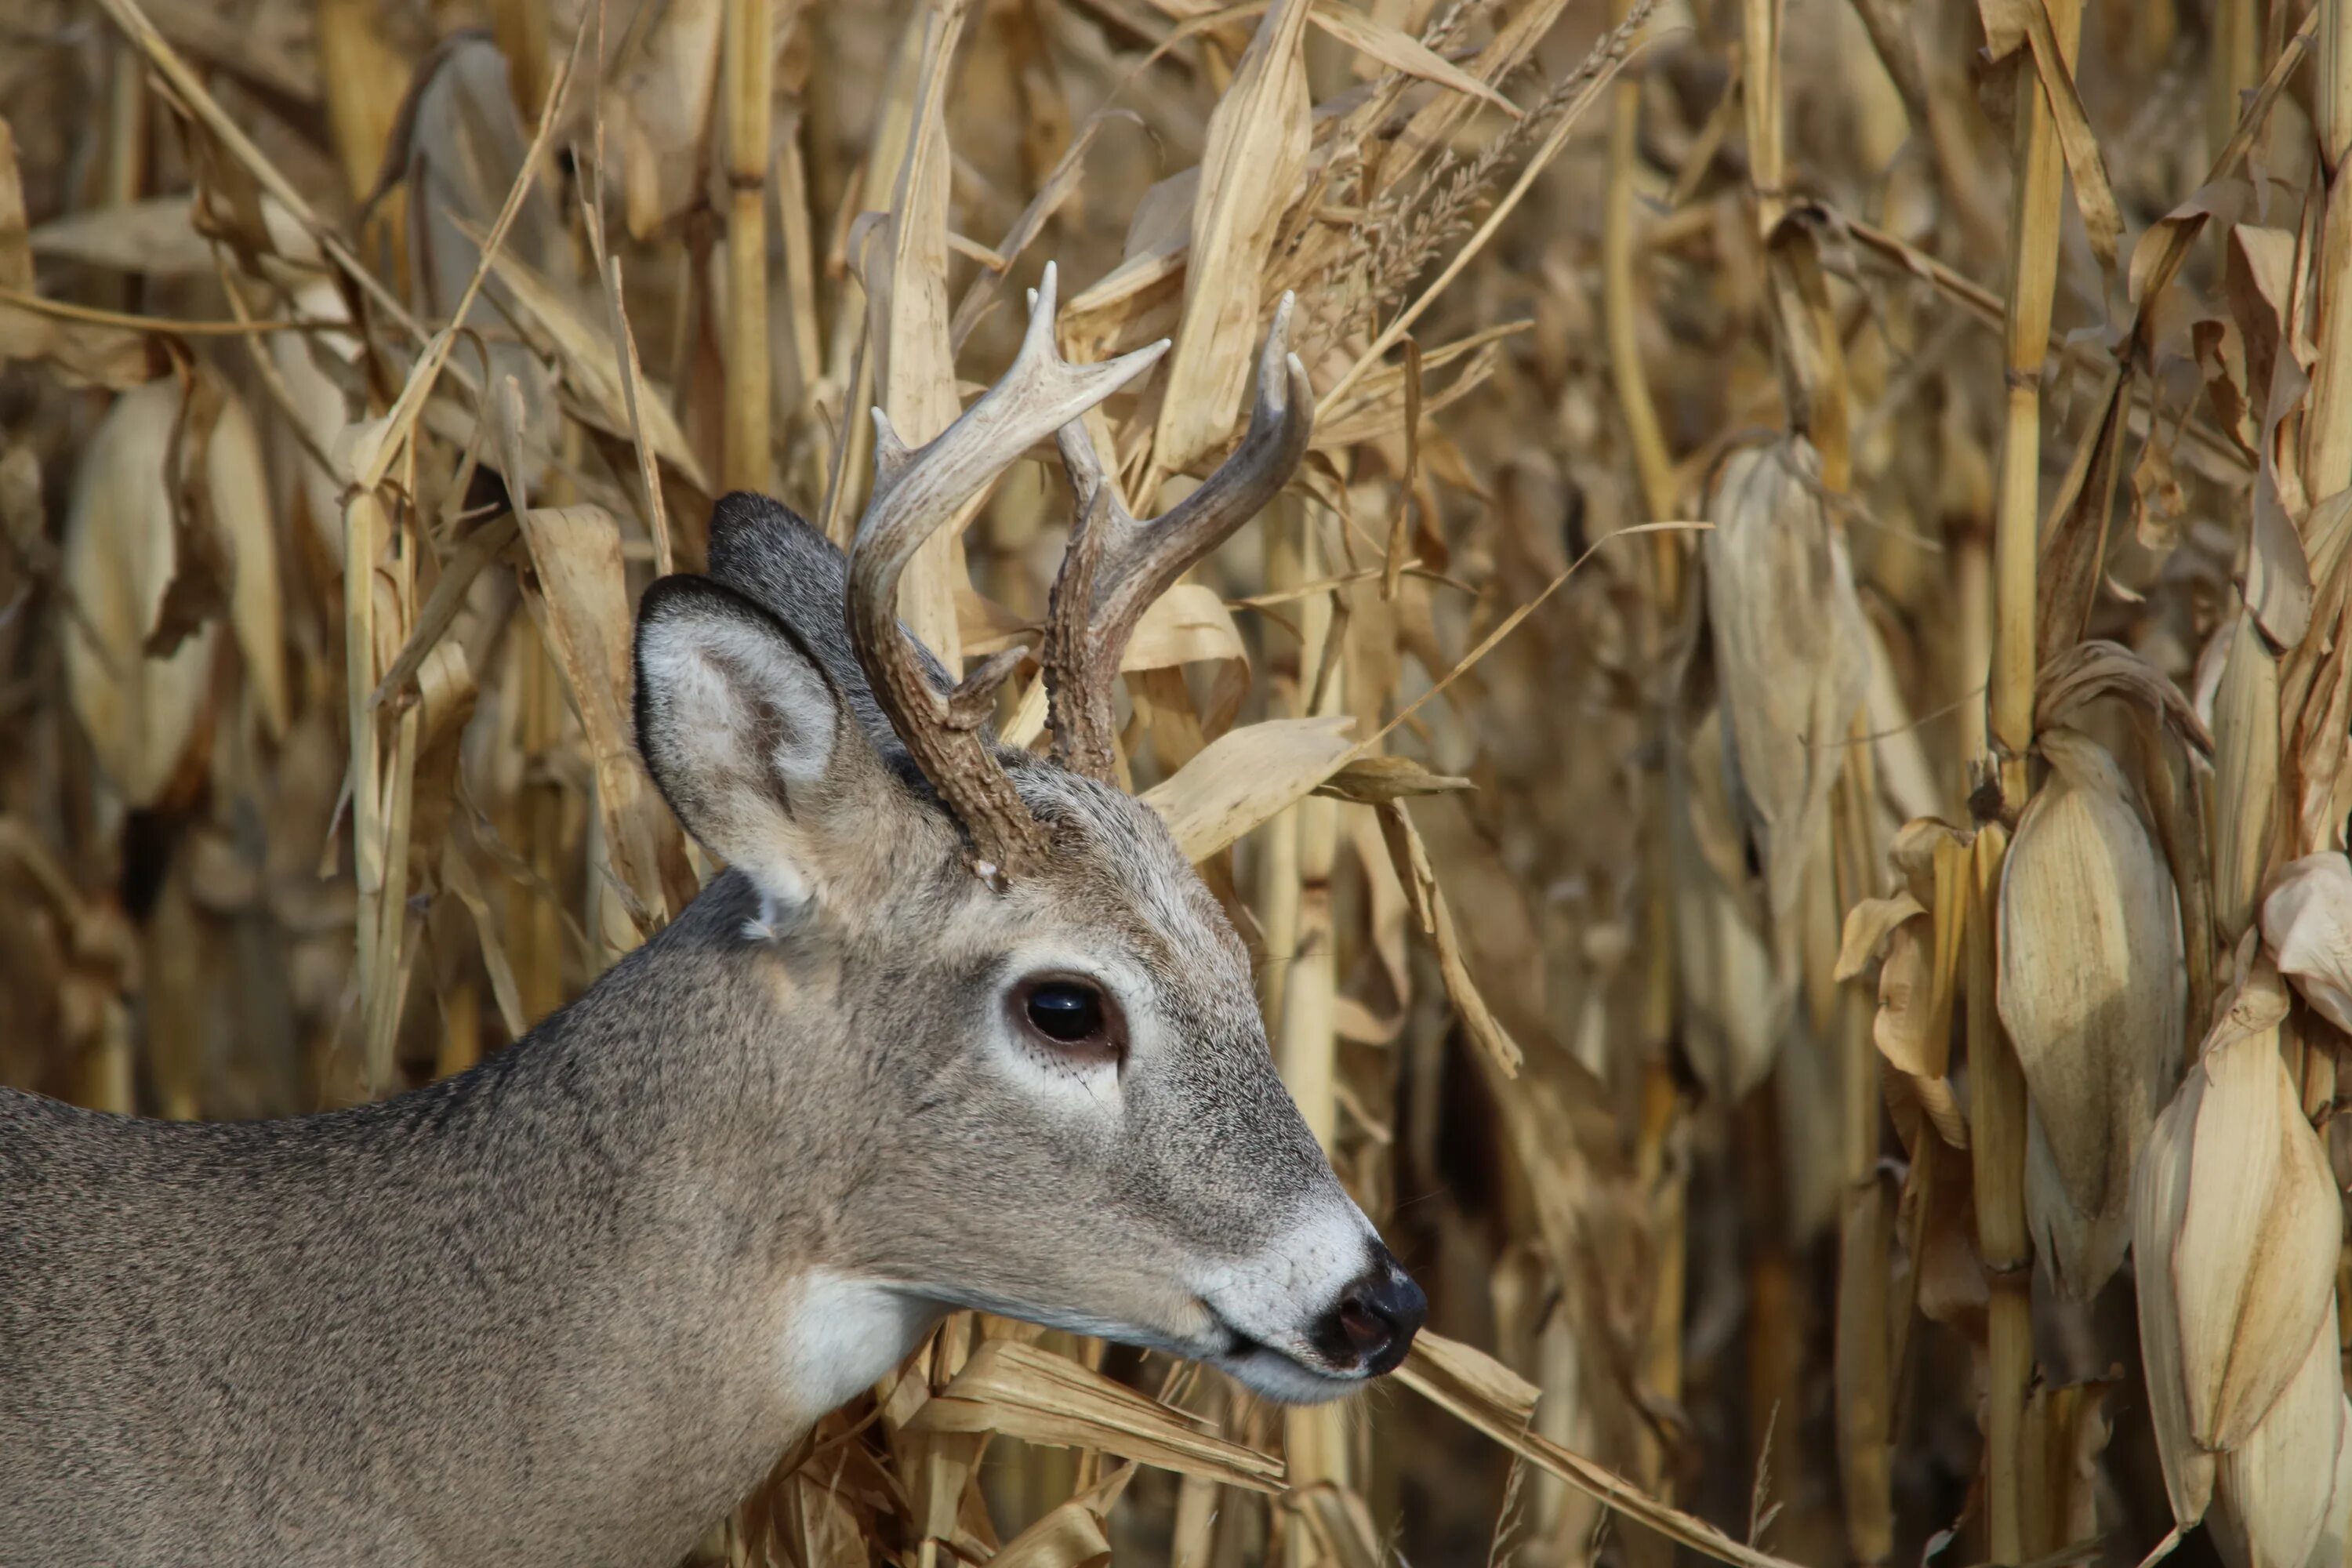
[1026,981,1103,1040]
[1015,977,1119,1056]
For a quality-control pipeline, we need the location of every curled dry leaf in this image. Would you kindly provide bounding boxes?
[2136,963,2341,1536]
[1998,728,2183,1300]
[2263,854,2352,1034]
[1702,435,1871,923]
[1838,816,1973,1147]
[989,1463,1133,1568]
[2036,639,2215,758]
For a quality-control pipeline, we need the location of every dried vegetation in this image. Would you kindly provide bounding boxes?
[5,0,2352,1565]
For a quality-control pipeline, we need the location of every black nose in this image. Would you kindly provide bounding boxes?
[1315,1245,1428,1376]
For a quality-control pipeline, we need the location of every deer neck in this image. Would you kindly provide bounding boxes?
[368,872,941,1555]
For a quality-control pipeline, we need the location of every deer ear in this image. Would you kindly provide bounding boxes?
[633,575,881,911]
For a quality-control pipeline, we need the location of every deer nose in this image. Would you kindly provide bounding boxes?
[1316,1247,1427,1376]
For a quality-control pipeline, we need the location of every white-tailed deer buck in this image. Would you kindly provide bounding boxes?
[0,269,1425,1568]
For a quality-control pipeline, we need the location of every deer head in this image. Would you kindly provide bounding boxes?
[631,267,1424,1403]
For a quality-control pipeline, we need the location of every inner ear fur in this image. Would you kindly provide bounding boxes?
[633,574,909,909]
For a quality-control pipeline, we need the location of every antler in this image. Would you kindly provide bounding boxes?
[1042,294,1315,782]
[848,263,1167,879]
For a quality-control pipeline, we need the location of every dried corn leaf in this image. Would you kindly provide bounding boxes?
[2212,612,2283,944]
[1397,1332,1809,1568]
[406,37,564,485]
[0,297,162,390]
[209,380,286,739]
[1140,714,1355,860]
[1304,4,1519,116]
[1312,754,1473,805]
[457,220,705,491]
[906,1340,1283,1490]
[1401,1327,1541,1436]
[28,191,319,274]
[1677,702,1792,1098]
[2019,1379,2114,1563]
[1149,0,1311,479]
[1374,799,1525,1079]
[0,119,24,290]
[1978,0,2122,269]
[608,0,724,239]
[988,1465,1133,1568]
[517,504,684,949]
[860,0,970,665]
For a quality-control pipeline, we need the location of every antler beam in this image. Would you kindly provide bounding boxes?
[848,263,1167,878]
[1043,293,1315,782]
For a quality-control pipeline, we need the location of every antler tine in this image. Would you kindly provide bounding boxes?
[1044,293,1316,782]
[848,263,1170,878]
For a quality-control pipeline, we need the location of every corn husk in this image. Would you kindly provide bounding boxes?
[2209,1304,2352,1568]
[1997,726,2183,1299]
[2263,852,2352,1033]
[2212,611,2282,946]
[62,379,212,808]
[2136,963,2342,1534]
[1702,435,1871,924]
[63,374,283,803]
[1675,701,1794,1098]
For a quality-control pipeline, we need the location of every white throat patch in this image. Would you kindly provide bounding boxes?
[776,1273,944,1425]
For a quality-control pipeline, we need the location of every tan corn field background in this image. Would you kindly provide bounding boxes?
[5,0,2352,1563]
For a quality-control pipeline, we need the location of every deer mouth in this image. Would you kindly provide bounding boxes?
[1202,1308,1366,1406]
